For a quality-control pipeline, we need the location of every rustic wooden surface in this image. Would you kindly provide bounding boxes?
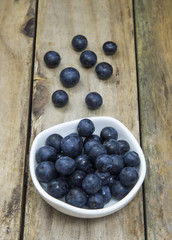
[135,0,172,239]
[23,0,144,239]
[0,0,36,239]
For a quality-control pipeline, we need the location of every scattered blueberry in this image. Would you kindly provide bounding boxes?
[88,143,107,160]
[100,127,118,141]
[72,35,88,51]
[124,151,140,167]
[55,156,76,175]
[47,178,69,199]
[99,185,111,204]
[95,62,113,80]
[36,146,57,163]
[60,67,80,88]
[87,193,104,209]
[77,118,95,137]
[65,188,87,208]
[80,50,97,68]
[111,180,130,200]
[119,167,139,187]
[96,154,113,172]
[44,51,60,68]
[103,139,119,154]
[110,155,125,175]
[36,161,58,183]
[118,140,130,154]
[52,90,69,107]
[68,170,86,188]
[75,154,93,173]
[103,41,117,55]
[46,134,63,152]
[82,174,102,194]
[85,92,103,110]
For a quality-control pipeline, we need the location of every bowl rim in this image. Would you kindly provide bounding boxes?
[29,116,146,217]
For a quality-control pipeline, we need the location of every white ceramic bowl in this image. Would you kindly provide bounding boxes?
[29,116,146,218]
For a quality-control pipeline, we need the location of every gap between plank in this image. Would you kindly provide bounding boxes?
[19,0,39,239]
[132,1,148,240]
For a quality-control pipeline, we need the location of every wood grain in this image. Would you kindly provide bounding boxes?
[24,0,144,239]
[0,0,36,239]
[135,0,172,239]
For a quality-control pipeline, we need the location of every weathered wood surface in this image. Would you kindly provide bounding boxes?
[24,0,144,240]
[135,0,172,239]
[0,0,36,239]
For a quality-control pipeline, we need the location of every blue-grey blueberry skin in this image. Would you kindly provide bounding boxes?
[44,51,61,68]
[52,90,69,107]
[36,161,58,183]
[95,62,113,80]
[55,156,76,175]
[99,185,112,204]
[111,180,130,200]
[75,154,93,173]
[88,143,107,160]
[68,170,86,188]
[87,193,104,209]
[47,178,69,199]
[82,174,102,194]
[124,151,140,167]
[95,154,113,173]
[85,92,103,110]
[119,167,139,187]
[103,139,119,154]
[36,146,57,163]
[110,155,125,175]
[80,50,97,68]
[103,41,117,55]
[84,134,103,145]
[95,171,111,186]
[84,139,101,155]
[72,35,88,51]
[77,118,95,137]
[60,67,80,88]
[61,133,83,158]
[100,127,118,142]
[118,140,130,155]
[46,134,63,153]
[65,188,87,208]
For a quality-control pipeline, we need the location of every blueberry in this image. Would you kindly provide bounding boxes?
[46,134,63,152]
[55,153,66,162]
[84,139,101,155]
[36,161,58,183]
[100,127,118,141]
[85,92,103,110]
[119,167,139,187]
[75,154,93,173]
[80,50,97,68]
[118,140,130,154]
[84,134,103,145]
[82,174,102,194]
[72,35,88,51]
[88,143,107,160]
[95,62,113,80]
[95,154,113,172]
[110,155,125,175]
[61,133,83,158]
[87,193,104,209]
[65,188,87,208]
[47,178,69,199]
[77,118,95,137]
[60,67,80,88]
[52,90,69,107]
[68,170,86,188]
[95,171,111,186]
[103,41,117,55]
[36,146,57,163]
[44,51,60,68]
[55,156,76,175]
[111,180,130,200]
[124,151,140,167]
[99,185,111,204]
[103,139,119,154]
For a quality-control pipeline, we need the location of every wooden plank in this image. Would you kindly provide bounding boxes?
[134,0,172,239]
[0,0,36,239]
[24,0,145,239]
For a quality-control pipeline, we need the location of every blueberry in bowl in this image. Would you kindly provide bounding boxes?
[30,117,146,218]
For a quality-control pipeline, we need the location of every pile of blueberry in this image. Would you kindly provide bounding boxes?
[35,119,140,209]
[44,35,117,110]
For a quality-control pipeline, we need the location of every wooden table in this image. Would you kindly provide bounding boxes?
[0,0,172,239]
